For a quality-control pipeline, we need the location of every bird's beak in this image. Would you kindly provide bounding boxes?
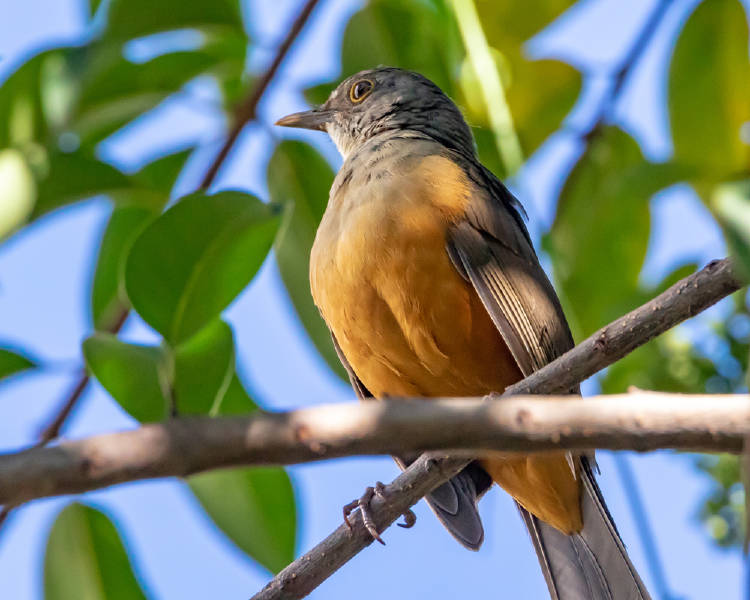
[275,109,334,131]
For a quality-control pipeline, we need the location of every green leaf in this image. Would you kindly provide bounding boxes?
[131,147,193,193]
[44,503,147,600]
[188,467,296,574]
[506,59,581,155]
[669,0,750,178]
[0,47,80,148]
[475,0,576,50]
[73,48,239,146]
[713,180,750,279]
[105,0,244,40]
[32,151,137,219]
[88,0,104,18]
[125,191,280,344]
[92,205,156,330]
[0,149,36,239]
[267,141,347,381]
[90,149,193,330]
[305,0,463,105]
[83,334,169,422]
[471,2,581,156]
[173,319,234,415]
[544,127,690,338]
[0,348,35,381]
[215,373,258,416]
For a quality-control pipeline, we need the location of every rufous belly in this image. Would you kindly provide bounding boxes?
[311,153,581,533]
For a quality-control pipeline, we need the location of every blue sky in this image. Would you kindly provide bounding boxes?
[0,0,743,598]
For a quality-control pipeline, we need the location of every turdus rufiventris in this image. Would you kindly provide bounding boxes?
[277,67,650,600]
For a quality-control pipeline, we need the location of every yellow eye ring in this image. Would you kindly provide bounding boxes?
[349,79,374,103]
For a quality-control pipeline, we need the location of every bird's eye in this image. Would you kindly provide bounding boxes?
[349,79,374,103]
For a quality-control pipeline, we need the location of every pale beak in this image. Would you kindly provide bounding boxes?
[275,109,334,131]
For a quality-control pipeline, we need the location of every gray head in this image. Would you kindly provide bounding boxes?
[276,67,475,159]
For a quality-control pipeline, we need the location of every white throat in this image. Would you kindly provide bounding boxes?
[326,123,356,160]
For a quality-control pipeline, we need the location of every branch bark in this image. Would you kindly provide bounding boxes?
[2,392,749,506]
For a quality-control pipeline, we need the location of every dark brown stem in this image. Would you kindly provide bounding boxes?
[199,0,322,190]
[36,307,129,446]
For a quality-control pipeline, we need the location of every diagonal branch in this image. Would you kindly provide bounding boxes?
[199,0,322,189]
[586,0,671,136]
[252,257,744,600]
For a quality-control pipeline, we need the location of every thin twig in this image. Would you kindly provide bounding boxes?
[585,0,671,138]
[36,308,129,446]
[199,0,322,189]
[612,454,686,600]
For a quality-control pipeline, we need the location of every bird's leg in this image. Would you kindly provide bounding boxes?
[342,481,417,545]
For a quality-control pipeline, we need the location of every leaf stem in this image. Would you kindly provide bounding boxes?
[450,0,524,174]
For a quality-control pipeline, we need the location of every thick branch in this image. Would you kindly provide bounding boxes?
[1,393,749,506]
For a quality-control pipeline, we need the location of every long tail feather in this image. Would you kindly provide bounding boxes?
[520,457,651,600]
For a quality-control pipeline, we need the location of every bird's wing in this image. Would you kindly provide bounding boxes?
[446,165,650,600]
[445,173,575,377]
[329,329,488,550]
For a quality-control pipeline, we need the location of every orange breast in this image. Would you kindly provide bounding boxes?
[311,148,581,533]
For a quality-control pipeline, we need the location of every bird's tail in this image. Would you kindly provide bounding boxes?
[519,457,651,600]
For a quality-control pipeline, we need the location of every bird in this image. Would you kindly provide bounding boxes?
[276,67,651,600]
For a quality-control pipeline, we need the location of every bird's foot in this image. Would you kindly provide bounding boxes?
[342,481,416,545]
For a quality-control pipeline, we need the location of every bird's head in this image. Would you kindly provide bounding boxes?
[276,67,475,159]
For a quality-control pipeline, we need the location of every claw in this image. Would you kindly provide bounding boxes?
[343,485,384,544]
[397,508,417,529]
[341,481,418,544]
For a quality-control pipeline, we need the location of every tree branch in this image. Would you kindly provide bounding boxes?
[507,258,742,395]
[1,392,749,506]
[252,257,744,600]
